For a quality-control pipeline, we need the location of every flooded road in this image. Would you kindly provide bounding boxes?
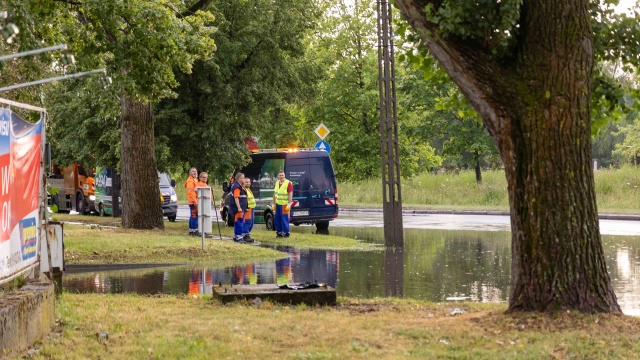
[63,222,640,315]
[178,206,640,235]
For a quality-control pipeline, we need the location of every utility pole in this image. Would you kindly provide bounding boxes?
[377,0,403,248]
[377,0,404,297]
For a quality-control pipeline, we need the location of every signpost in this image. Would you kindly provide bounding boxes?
[314,140,331,154]
[314,123,331,154]
[314,123,330,140]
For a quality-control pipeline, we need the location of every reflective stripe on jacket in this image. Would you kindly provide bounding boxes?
[246,188,256,209]
[229,181,247,213]
[274,179,291,205]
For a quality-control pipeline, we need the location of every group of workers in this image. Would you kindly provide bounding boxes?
[227,170,293,242]
[183,167,294,242]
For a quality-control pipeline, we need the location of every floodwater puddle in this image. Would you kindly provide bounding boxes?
[62,225,640,315]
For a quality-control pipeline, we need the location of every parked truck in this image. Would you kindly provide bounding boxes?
[48,163,95,214]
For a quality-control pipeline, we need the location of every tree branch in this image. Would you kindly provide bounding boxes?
[394,0,520,153]
[182,0,214,17]
[52,0,83,5]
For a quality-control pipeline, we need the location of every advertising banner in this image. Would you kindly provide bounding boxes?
[0,108,43,280]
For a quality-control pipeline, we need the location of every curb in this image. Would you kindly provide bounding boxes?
[339,208,640,221]
[179,204,640,221]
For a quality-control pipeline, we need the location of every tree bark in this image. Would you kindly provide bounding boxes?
[474,151,481,184]
[395,0,620,312]
[120,96,164,230]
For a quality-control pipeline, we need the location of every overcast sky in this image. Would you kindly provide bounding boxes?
[616,0,638,13]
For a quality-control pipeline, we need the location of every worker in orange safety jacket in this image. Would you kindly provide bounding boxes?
[184,167,199,236]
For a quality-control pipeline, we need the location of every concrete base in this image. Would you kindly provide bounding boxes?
[213,284,336,306]
[0,279,55,353]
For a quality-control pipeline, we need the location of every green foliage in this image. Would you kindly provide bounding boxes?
[46,78,121,168]
[612,120,640,164]
[592,63,640,135]
[296,0,440,180]
[423,0,522,55]
[4,0,216,173]
[396,0,640,137]
[592,118,628,168]
[397,61,497,170]
[155,0,322,179]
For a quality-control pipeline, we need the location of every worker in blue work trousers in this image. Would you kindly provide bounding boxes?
[229,172,247,242]
[271,170,293,238]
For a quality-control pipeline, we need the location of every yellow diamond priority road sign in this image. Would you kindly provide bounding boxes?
[314,123,330,140]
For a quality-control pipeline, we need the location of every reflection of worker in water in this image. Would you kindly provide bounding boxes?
[233,265,246,285]
[275,257,292,285]
[246,264,258,285]
[188,270,201,295]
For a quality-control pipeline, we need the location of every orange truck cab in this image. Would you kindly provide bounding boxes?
[49,163,95,214]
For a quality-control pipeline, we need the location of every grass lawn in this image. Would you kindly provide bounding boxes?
[18,293,640,359]
[338,166,640,214]
[54,214,378,265]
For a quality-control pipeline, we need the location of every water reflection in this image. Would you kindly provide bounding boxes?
[385,245,403,297]
[63,227,640,315]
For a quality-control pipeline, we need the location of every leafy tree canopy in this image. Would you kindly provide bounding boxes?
[155,0,322,179]
[396,0,640,135]
[2,0,216,168]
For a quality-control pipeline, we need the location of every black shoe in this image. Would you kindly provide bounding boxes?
[193,231,202,237]
[284,233,290,238]
[276,233,284,238]
[244,235,255,243]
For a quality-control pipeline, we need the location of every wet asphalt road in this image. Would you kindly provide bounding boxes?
[176,205,640,236]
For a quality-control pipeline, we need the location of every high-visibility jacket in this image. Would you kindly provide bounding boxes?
[274,179,291,205]
[246,187,256,209]
[229,181,247,213]
[184,177,198,205]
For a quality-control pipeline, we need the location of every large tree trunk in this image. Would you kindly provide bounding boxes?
[396,0,620,312]
[120,96,164,229]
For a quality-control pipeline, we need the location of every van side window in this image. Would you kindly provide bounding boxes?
[242,161,263,184]
[259,158,284,198]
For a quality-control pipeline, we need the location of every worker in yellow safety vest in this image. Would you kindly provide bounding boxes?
[271,170,293,238]
[242,178,256,242]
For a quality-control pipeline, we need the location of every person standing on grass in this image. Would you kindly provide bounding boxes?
[229,172,247,242]
[272,170,293,238]
[243,177,256,243]
[184,167,200,236]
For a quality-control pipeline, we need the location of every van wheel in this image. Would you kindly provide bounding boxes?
[168,215,176,222]
[99,203,104,217]
[315,221,329,231]
[265,212,275,231]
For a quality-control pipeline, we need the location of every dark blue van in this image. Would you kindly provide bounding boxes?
[221,149,339,231]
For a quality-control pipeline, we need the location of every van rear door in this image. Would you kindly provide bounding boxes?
[286,157,311,216]
[308,156,337,216]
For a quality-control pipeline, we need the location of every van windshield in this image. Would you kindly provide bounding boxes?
[158,173,171,186]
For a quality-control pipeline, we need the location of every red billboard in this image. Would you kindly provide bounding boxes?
[0,108,42,280]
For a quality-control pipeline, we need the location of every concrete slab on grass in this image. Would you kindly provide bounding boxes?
[212,284,336,306]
